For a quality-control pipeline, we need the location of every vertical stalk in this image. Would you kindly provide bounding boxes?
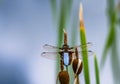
[50,0,57,22]
[94,54,100,84]
[79,3,90,84]
[101,0,120,84]
[56,0,67,74]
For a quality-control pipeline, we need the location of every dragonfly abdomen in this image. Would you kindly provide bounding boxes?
[63,53,70,66]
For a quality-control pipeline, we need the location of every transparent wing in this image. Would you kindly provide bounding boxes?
[72,50,94,59]
[41,52,60,60]
[78,50,94,56]
[43,44,62,51]
[70,42,92,51]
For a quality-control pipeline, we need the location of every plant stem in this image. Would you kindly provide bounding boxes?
[79,3,90,84]
[94,54,100,84]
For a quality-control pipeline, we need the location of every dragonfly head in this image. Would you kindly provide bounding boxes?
[62,44,69,51]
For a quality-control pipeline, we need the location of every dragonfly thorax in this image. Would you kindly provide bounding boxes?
[62,44,69,51]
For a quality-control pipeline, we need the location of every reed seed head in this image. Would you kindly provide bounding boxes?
[58,71,69,84]
[72,59,83,75]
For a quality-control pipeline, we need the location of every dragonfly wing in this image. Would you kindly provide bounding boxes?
[70,42,92,51]
[43,44,62,51]
[72,50,94,59]
[41,52,60,60]
[78,50,94,58]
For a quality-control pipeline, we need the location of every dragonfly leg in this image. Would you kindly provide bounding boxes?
[66,66,68,71]
[60,60,64,71]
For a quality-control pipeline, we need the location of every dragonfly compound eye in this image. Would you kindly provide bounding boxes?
[72,59,82,75]
[58,71,69,84]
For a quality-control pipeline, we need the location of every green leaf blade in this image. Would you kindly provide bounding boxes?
[100,27,114,68]
[94,54,100,84]
[80,28,90,84]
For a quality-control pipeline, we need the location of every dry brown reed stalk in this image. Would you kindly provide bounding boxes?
[72,59,82,84]
[72,48,83,84]
[58,71,69,84]
[72,48,82,75]
[72,59,83,75]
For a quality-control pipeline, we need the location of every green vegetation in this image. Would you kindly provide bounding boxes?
[101,0,120,84]
[79,4,90,84]
[50,1,100,84]
[94,54,100,84]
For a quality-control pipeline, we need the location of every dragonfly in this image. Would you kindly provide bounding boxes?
[41,30,93,69]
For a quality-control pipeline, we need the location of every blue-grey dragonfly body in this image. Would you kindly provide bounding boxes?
[63,53,69,66]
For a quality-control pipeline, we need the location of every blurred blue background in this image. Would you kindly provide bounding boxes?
[0,0,115,84]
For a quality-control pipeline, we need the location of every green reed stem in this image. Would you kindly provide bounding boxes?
[94,54,100,84]
[80,29,90,84]
[101,0,120,84]
[56,0,66,74]
[50,0,57,22]
[70,9,79,84]
[79,3,90,84]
